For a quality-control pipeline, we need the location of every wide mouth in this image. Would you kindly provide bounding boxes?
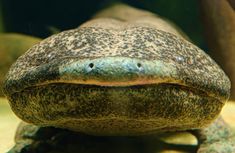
[28,81,208,96]
[5,78,224,104]
[3,57,230,102]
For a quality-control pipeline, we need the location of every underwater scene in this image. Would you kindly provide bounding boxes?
[0,0,235,152]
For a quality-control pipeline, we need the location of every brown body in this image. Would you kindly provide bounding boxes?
[3,3,230,136]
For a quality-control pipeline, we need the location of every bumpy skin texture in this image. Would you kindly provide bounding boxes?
[0,33,41,96]
[3,3,234,153]
[3,22,230,98]
[3,17,230,134]
[4,21,230,134]
[8,83,223,135]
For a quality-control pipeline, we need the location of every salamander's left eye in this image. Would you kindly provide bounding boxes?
[137,63,142,68]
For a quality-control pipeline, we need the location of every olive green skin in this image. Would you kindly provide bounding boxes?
[3,19,230,135]
[3,3,235,153]
[9,83,223,135]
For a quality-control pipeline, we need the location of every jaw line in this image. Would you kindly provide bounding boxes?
[34,78,184,87]
[18,81,224,104]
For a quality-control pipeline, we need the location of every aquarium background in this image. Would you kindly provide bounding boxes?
[0,0,206,50]
[1,1,235,153]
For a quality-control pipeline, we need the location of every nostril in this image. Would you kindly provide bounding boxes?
[89,63,94,69]
[137,63,142,68]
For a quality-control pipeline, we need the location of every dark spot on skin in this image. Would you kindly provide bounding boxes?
[137,63,142,68]
[89,63,94,69]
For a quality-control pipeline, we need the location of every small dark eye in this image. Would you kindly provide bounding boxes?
[89,63,94,68]
[137,63,142,68]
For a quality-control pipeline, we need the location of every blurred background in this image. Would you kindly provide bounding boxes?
[0,0,205,48]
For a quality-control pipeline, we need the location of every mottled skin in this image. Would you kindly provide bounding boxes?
[0,33,41,96]
[3,3,235,153]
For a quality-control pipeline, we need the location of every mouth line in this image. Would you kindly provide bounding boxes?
[32,80,184,88]
[33,78,184,87]
[24,81,209,97]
